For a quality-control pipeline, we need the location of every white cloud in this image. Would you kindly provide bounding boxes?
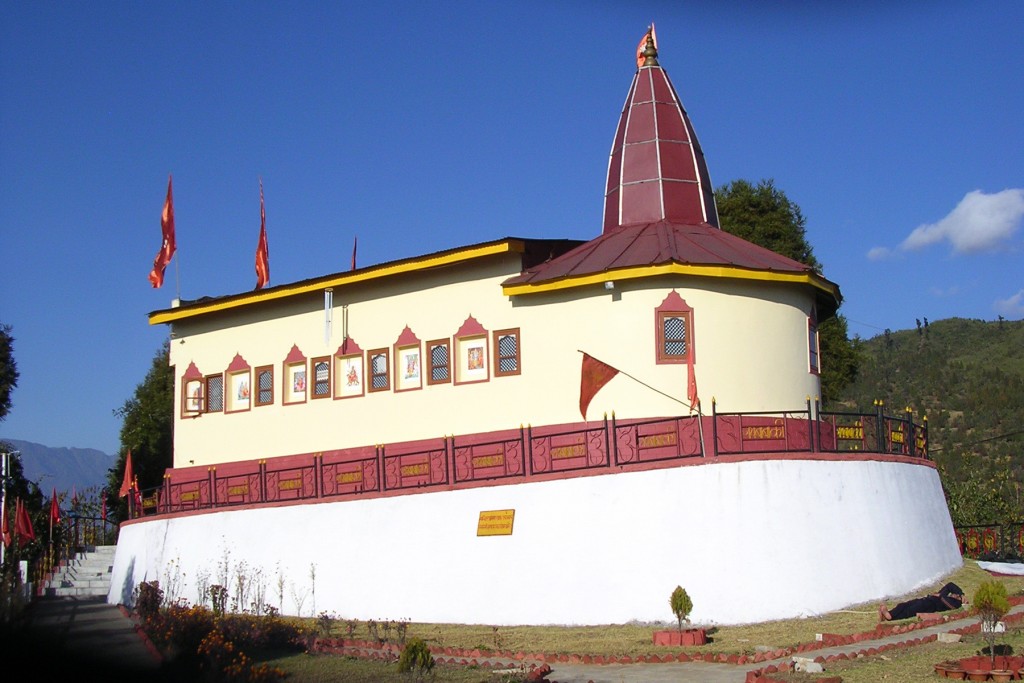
[866,246,893,261]
[994,289,1024,318]
[900,188,1024,254]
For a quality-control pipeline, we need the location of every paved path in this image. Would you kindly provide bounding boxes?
[2,595,170,679]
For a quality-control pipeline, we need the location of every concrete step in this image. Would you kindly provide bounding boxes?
[43,545,116,598]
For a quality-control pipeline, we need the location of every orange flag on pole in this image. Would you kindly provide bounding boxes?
[149,175,176,288]
[255,179,270,290]
[1,501,11,548]
[688,365,700,413]
[49,487,60,526]
[119,450,134,498]
[579,352,620,420]
[15,497,35,547]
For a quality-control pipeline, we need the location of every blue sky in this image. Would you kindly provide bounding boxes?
[1,1,1021,454]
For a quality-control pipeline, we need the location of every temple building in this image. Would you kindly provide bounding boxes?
[110,31,960,625]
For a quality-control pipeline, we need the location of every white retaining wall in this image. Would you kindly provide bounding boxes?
[109,457,961,625]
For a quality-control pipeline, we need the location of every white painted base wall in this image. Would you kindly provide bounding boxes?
[109,457,961,626]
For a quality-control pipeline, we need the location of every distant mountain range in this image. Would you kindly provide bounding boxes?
[1,439,114,494]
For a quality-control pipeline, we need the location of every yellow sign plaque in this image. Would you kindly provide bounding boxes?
[477,509,515,537]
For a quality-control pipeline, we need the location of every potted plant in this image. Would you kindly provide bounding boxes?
[653,586,707,646]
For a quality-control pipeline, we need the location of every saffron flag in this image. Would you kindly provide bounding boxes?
[119,450,134,498]
[688,365,700,413]
[1,502,10,548]
[579,352,620,420]
[149,175,176,288]
[49,487,60,526]
[255,180,270,290]
[133,477,143,512]
[351,235,358,271]
[15,497,35,547]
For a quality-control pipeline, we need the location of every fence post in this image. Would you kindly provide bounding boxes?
[807,396,815,452]
[208,466,217,509]
[711,398,718,457]
[607,412,614,466]
[874,400,885,453]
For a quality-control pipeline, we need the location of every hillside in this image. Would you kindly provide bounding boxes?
[1,439,114,494]
[832,316,1024,526]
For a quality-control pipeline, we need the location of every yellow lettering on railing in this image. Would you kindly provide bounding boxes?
[336,471,362,484]
[638,433,677,448]
[143,496,158,509]
[742,420,785,440]
[226,485,248,496]
[279,478,302,490]
[400,462,430,477]
[891,430,905,444]
[472,453,505,468]
[836,426,863,440]
[180,490,199,502]
[551,444,586,459]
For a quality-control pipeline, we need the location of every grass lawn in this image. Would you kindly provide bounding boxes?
[260,560,1024,682]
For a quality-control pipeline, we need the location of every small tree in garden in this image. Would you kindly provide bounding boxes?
[670,586,693,632]
[974,580,1010,666]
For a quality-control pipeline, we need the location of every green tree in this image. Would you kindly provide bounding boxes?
[106,341,174,519]
[0,323,18,421]
[716,179,861,403]
[669,585,693,631]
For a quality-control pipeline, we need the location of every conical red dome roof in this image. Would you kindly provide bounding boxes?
[602,31,719,233]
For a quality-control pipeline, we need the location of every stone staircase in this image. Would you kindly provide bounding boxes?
[42,545,116,598]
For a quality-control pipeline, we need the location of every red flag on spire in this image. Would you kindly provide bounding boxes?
[255,180,270,290]
[14,498,35,547]
[579,352,620,420]
[351,236,358,271]
[149,175,176,288]
[49,487,61,526]
[119,450,134,498]
[1,502,11,548]
[688,365,700,413]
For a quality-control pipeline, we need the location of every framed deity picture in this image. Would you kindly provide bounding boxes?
[396,345,422,391]
[285,362,307,404]
[227,371,251,412]
[456,335,488,384]
[335,354,364,399]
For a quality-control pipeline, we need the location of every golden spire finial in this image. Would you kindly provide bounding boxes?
[635,23,659,68]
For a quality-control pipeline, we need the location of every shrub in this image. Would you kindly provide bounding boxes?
[974,580,1010,666]
[397,637,434,677]
[135,580,164,625]
[670,586,693,631]
[210,584,228,617]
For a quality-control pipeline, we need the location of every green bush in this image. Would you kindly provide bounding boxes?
[397,637,434,676]
[974,580,1010,666]
[670,586,693,631]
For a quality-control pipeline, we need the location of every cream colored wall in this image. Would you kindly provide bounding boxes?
[167,255,821,468]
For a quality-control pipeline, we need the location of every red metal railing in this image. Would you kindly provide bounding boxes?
[126,401,928,519]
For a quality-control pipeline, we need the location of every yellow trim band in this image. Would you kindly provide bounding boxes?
[150,240,523,325]
[501,263,840,299]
